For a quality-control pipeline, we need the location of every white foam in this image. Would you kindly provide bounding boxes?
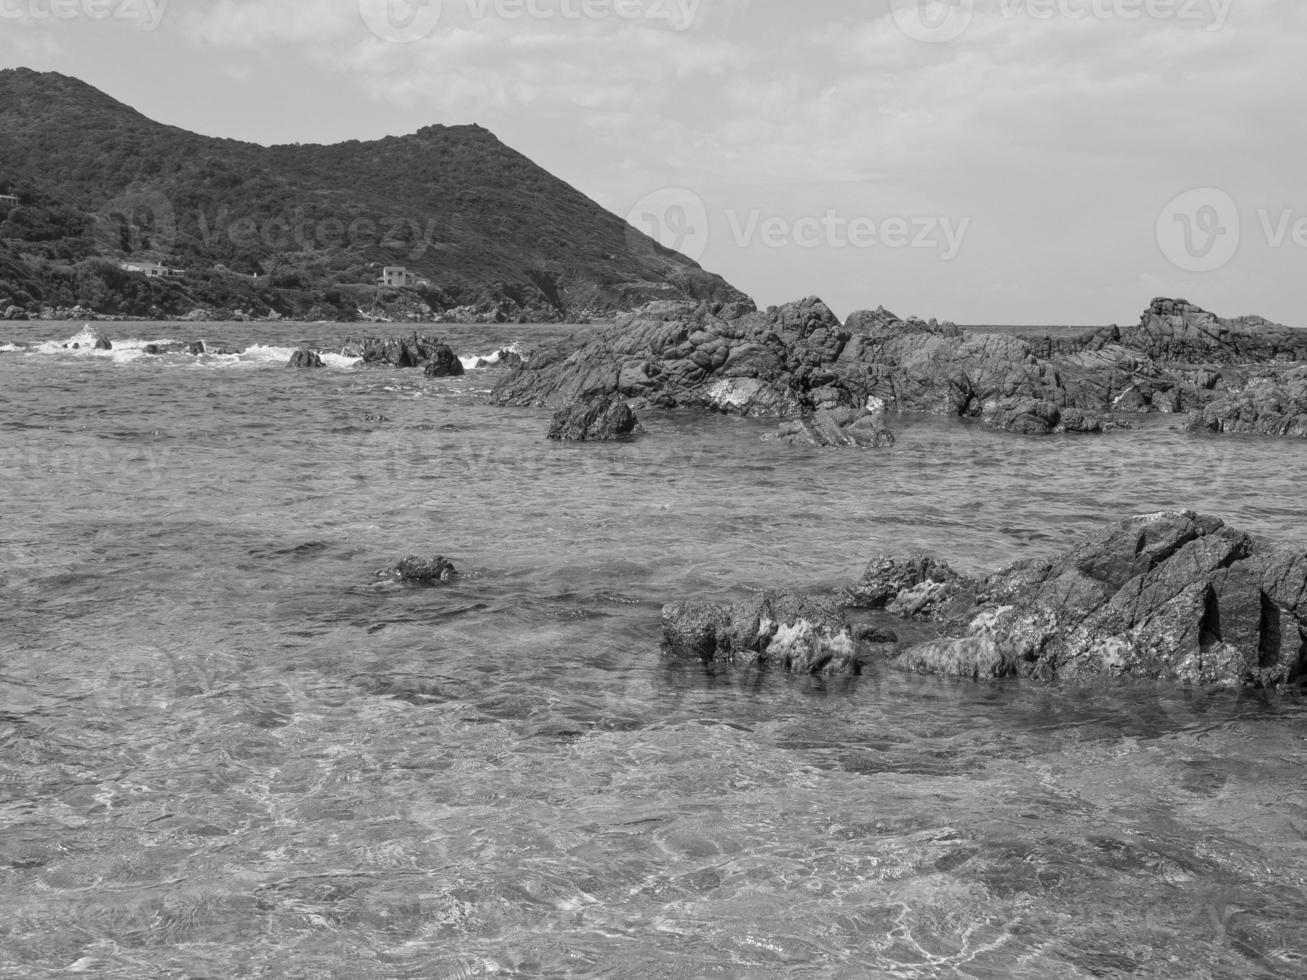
[460,341,525,370]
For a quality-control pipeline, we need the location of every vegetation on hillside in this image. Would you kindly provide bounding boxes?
[0,68,746,321]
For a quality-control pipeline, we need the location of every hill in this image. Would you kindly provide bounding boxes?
[0,68,748,322]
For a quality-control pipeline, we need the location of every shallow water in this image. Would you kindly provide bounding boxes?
[2,322,1307,978]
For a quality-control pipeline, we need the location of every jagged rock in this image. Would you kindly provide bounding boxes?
[423,344,466,378]
[3,305,28,321]
[496,349,524,370]
[547,395,641,441]
[351,333,462,370]
[1186,370,1307,438]
[492,296,1303,438]
[381,555,458,583]
[774,408,895,448]
[188,341,207,355]
[662,591,861,676]
[93,333,112,350]
[892,511,1307,687]
[288,349,324,368]
[845,555,969,612]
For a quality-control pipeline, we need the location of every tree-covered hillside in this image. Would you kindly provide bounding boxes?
[0,68,747,321]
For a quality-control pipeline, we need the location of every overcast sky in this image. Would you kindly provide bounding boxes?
[2,0,1303,325]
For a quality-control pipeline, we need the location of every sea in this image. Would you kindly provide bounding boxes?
[2,320,1306,979]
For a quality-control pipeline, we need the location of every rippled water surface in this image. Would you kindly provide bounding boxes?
[3,321,1307,978]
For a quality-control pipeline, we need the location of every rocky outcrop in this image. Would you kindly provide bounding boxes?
[1059,298,1307,365]
[1186,370,1307,438]
[774,408,895,448]
[547,395,642,441]
[423,344,466,378]
[662,591,860,676]
[491,296,1303,438]
[349,333,462,370]
[494,297,836,418]
[3,305,28,320]
[93,333,112,351]
[379,556,458,584]
[288,349,324,368]
[889,512,1307,687]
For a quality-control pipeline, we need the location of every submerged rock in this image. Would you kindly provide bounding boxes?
[381,556,458,584]
[889,511,1307,687]
[288,349,324,369]
[93,333,112,351]
[775,408,895,448]
[982,399,1118,435]
[548,395,642,441]
[662,591,861,676]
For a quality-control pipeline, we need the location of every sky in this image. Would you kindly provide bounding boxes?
[1,0,1304,325]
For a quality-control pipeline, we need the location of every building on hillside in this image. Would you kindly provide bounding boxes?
[120,261,185,279]
[0,194,18,209]
[380,266,429,289]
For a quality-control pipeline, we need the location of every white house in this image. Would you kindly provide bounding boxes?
[120,261,185,279]
[379,266,429,289]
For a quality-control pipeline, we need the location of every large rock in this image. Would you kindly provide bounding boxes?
[494,297,845,418]
[774,407,895,448]
[662,591,861,676]
[547,395,642,441]
[1186,370,1307,438]
[891,512,1307,687]
[423,344,466,378]
[287,348,324,368]
[351,333,462,370]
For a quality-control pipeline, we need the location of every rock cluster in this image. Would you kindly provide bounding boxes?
[900,512,1307,686]
[493,296,1306,439]
[663,512,1307,689]
[347,333,464,373]
[1186,369,1307,438]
